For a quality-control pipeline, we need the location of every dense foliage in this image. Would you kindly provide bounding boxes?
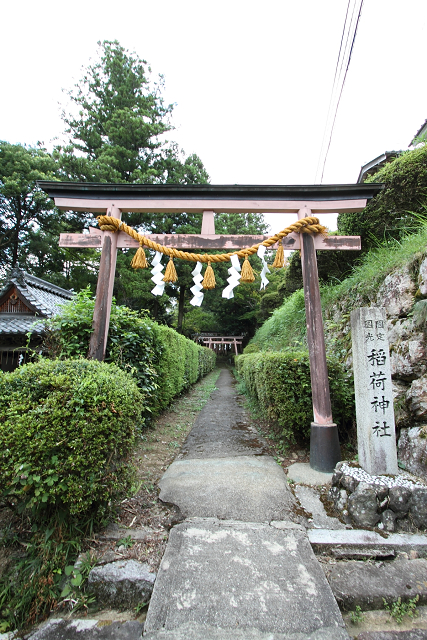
[248,289,307,352]
[0,295,215,630]
[43,288,216,418]
[235,351,354,444]
[0,358,142,629]
[0,359,141,526]
[59,40,209,185]
[338,144,427,250]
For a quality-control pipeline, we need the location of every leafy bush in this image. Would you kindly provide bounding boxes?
[0,358,142,527]
[198,342,217,377]
[249,289,307,352]
[235,351,354,444]
[43,288,161,412]
[42,288,216,418]
[338,144,427,248]
[243,343,260,354]
[153,325,215,413]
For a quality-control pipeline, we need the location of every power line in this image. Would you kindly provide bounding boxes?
[315,0,364,184]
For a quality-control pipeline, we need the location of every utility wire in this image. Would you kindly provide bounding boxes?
[316,0,360,183]
[315,0,364,184]
[314,0,352,184]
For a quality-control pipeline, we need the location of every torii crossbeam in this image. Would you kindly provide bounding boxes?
[39,182,383,472]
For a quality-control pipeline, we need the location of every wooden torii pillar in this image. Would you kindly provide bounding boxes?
[38,182,383,471]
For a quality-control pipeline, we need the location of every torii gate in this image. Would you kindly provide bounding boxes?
[38,182,382,471]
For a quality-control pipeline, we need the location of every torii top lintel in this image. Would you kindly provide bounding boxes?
[38,182,383,215]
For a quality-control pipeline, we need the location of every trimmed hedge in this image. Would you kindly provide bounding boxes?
[153,325,216,414]
[235,351,354,444]
[0,359,142,526]
[43,288,216,419]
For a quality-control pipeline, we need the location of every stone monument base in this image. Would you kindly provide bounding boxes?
[328,461,427,532]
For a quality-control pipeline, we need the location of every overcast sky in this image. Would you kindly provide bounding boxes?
[1,0,426,232]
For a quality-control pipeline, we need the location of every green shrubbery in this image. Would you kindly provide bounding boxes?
[338,144,427,249]
[0,291,215,630]
[0,359,142,527]
[249,289,307,352]
[152,325,216,414]
[235,351,354,444]
[0,359,143,629]
[43,288,216,418]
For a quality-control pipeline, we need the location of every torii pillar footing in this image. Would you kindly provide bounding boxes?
[299,207,341,472]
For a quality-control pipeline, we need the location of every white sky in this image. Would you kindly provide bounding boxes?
[1,0,426,233]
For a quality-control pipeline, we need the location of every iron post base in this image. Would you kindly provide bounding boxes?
[309,422,341,473]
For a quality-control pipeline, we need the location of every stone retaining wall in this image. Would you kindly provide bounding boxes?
[328,461,427,532]
[324,256,427,481]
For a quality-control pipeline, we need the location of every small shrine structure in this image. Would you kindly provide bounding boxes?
[0,266,73,371]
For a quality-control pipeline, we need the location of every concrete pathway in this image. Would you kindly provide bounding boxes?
[24,368,427,640]
[144,369,349,639]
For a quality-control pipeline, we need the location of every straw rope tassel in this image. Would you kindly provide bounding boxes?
[163,256,178,283]
[240,256,255,283]
[272,239,284,268]
[130,242,148,269]
[96,215,328,264]
[202,262,216,290]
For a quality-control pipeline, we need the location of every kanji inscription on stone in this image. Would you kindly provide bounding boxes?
[351,307,398,475]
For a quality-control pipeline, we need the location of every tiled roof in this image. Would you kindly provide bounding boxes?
[0,267,73,318]
[0,316,46,335]
[410,119,427,146]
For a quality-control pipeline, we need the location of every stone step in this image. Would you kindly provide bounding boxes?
[25,618,144,640]
[144,518,347,637]
[143,621,350,639]
[353,631,427,639]
[325,558,427,611]
[158,455,297,522]
[309,529,427,557]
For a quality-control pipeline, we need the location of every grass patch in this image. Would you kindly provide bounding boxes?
[321,227,427,310]
[248,226,427,354]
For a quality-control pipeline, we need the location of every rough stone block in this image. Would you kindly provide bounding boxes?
[380,509,397,532]
[308,528,427,556]
[143,621,351,639]
[88,560,155,609]
[348,483,380,528]
[159,456,296,522]
[410,487,427,528]
[387,318,414,345]
[356,630,427,639]
[388,486,411,516]
[407,378,427,420]
[26,619,144,639]
[391,337,427,381]
[326,558,427,611]
[398,427,427,481]
[376,268,417,318]
[144,518,346,636]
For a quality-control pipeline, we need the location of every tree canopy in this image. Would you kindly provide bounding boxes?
[58,40,209,186]
[338,144,427,249]
[0,142,58,275]
[0,39,276,338]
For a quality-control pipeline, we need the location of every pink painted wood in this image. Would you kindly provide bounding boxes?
[53,197,367,214]
[59,228,361,251]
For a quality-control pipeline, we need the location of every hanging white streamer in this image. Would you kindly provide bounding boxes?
[222,255,241,299]
[151,251,165,296]
[257,244,270,290]
[190,262,204,307]
[230,254,241,273]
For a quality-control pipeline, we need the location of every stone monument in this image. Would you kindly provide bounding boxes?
[351,307,398,475]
